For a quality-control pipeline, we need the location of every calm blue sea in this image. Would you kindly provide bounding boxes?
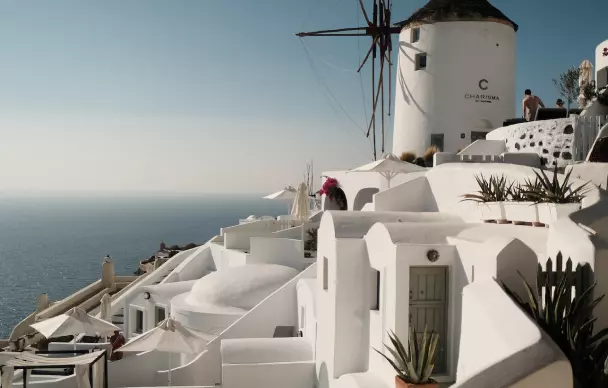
[0,195,286,337]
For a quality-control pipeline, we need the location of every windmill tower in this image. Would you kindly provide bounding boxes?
[297,0,401,161]
[392,0,518,156]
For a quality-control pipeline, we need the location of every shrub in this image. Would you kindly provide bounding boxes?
[168,244,180,251]
[183,243,197,250]
[304,228,318,251]
[423,145,439,167]
[400,151,417,163]
[376,327,439,385]
[412,157,427,167]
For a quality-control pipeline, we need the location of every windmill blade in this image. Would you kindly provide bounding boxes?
[296,26,368,37]
[388,47,392,116]
[357,36,379,73]
[366,54,385,137]
[358,0,372,26]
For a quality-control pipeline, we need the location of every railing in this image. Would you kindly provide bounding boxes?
[537,253,592,305]
[572,115,608,162]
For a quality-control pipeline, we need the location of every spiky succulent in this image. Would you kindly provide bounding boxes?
[521,166,591,204]
[376,326,438,384]
[462,174,511,203]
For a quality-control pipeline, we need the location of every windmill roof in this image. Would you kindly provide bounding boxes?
[395,0,518,31]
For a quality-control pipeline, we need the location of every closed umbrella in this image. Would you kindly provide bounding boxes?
[119,318,215,386]
[291,183,309,222]
[579,60,595,108]
[349,153,426,188]
[99,295,112,323]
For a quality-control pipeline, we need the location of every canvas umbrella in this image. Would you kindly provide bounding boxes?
[578,60,595,108]
[349,153,426,188]
[31,307,119,339]
[99,295,112,323]
[119,318,215,386]
[263,186,297,213]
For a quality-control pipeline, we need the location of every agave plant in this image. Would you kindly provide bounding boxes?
[508,178,543,202]
[521,166,591,204]
[462,174,511,203]
[503,255,608,387]
[376,327,439,384]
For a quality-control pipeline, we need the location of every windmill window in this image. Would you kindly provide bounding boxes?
[411,28,420,43]
[415,53,427,71]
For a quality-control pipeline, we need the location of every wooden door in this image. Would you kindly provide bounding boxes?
[409,267,448,374]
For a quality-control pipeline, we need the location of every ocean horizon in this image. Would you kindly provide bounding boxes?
[0,195,286,338]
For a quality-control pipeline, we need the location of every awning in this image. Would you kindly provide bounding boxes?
[4,350,104,367]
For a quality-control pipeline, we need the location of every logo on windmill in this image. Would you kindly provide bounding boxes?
[465,79,500,103]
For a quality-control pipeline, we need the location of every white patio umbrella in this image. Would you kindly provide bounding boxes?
[31,307,119,339]
[119,318,215,386]
[263,186,297,213]
[349,153,426,188]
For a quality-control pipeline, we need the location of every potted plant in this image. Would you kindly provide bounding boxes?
[462,174,510,223]
[521,166,591,225]
[504,179,542,226]
[376,327,439,388]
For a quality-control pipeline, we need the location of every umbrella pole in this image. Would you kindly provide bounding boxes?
[168,353,172,387]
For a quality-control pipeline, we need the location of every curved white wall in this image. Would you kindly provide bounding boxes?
[393,21,516,156]
[596,40,608,88]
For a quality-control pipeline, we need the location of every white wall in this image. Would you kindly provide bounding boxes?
[221,362,315,388]
[458,140,506,156]
[163,245,216,283]
[393,21,516,155]
[373,176,437,212]
[248,237,307,270]
[453,280,571,387]
[487,118,574,168]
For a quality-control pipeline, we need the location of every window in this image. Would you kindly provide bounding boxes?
[430,134,444,151]
[415,53,427,70]
[155,306,166,325]
[135,310,144,334]
[371,270,380,311]
[323,257,329,290]
[410,28,420,43]
[471,131,488,143]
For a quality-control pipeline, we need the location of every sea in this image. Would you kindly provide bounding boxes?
[0,195,286,338]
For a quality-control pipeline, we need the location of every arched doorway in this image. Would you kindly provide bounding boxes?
[353,188,380,211]
[322,188,348,211]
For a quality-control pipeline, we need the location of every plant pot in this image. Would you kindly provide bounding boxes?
[537,203,581,225]
[476,202,507,223]
[505,202,539,224]
[395,376,439,388]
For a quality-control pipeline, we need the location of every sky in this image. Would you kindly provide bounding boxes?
[0,0,606,195]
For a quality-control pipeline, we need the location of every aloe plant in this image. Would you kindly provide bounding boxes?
[376,327,438,384]
[462,174,511,203]
[502,255,608,387]
[521,166,591,204]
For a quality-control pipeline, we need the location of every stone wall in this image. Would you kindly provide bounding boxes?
[486,118,574,168]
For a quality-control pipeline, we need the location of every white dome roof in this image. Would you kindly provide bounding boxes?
[184,264,299,311]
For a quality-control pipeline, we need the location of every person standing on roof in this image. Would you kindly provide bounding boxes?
[522,89,545,121]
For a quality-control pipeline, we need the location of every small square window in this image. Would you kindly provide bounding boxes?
[415,53,427,71]
[411,28,420,43]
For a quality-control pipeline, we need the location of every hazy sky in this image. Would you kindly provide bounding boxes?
[0,0,606,195]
